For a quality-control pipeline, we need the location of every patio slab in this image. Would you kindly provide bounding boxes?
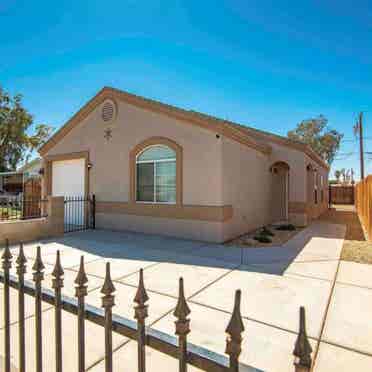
[314,342,372,372]
[322,283,372,354]
[121,255,237,298]
[249,258,338,281]
[68,256,157,281]
[337,261,372,289]
[190,265,331,338]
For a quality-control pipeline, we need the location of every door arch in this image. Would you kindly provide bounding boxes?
[270,161,290,222]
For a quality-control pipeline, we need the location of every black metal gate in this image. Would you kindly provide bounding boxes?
[64,195,96,233]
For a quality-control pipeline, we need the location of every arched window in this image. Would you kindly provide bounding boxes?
[136,145,176,203]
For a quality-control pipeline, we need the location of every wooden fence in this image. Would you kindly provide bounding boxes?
[355,175,372,240]
[1,240,313,372]
[329,185,355,205]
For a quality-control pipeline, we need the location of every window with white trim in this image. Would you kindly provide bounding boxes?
[136,145,176,203]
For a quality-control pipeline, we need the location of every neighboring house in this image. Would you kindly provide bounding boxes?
[18,158,42,178]
[0,159,42,202]
[38,87,329,242]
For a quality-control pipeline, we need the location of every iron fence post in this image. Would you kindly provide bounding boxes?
[16,243,27,372]
[33,246,45,372]
[134,268,149,372]
[52,251,64,372]
[75,256,88,372]
[225,290,244,372]
[174,277,191,372]
[2,239,12,372]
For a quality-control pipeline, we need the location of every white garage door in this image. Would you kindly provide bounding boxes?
[52,158,85,197]
[52,158,86,227]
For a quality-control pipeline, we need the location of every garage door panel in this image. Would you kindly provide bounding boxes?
[52,158,86,227]
[52,159,85,197]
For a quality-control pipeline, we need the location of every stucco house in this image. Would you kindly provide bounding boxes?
[39,87,329,243]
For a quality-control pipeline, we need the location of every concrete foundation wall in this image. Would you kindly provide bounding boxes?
[96,213,224,242]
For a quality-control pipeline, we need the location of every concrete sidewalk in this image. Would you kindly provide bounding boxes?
[1,220,368,371]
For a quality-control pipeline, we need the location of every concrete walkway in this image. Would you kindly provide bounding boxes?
[1,220,369,371]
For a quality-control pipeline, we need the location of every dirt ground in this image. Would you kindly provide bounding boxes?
[227,224,302,248]
[319,204,372,264]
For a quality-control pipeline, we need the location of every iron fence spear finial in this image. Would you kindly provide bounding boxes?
[174,277,191,322]
[293,307,312,372]
[75,256,88,291]
[52,250,64,288]
[225,289,244,372]
[2,238,12,269]
[16,242,27,274]
[134,268,149,309]
[101,262,116,298]
[174,277,191,372]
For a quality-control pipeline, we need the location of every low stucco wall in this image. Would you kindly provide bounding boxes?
[96,213,224,242]
[0,197,64,246]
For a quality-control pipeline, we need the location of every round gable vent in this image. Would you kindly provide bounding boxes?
[101,99,117,122]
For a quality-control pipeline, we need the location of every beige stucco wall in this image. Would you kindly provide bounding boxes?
[305,154,329,220]
[221,137,271,241]
[46,99,223,205]
[44,99,228,241]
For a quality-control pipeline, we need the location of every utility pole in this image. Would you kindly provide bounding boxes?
[359,112,365,180]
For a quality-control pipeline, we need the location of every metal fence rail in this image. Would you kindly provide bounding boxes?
[1,240,313,372]
[0,198,48,221]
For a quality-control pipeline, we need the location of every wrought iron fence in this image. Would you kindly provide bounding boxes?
[0,240,313,372]
[64,195,95,233]
[0,198,48,221]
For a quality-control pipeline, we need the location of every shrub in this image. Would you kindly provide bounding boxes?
[254,234,272,243]
[261,226,274,236]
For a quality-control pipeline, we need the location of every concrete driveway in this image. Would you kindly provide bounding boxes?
[2,220,369,371]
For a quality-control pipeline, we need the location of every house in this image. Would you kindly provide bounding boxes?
[18,157,42,178]
[38,87,329,243]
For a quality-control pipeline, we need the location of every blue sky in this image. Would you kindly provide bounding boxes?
[1,0,372,179]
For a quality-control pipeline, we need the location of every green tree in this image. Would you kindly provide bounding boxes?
[0,87,53,172]
[287,115,343,165]
[334,170,341,183]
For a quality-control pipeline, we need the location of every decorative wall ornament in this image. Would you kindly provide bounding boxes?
[104,128,113,141]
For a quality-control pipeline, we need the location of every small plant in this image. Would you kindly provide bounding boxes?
[261,226,274,236]
[253,234,272,243]
[276,224,296,231]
